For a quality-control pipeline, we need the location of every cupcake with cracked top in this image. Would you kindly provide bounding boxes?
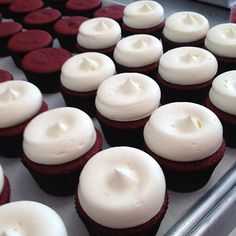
[0,165,10,206]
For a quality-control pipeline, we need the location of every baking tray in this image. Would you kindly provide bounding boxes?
[0,1,235,236]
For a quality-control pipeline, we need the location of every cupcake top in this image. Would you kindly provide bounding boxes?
[144,102,223,162]
[77,17,121,49]
[123,0,164,29]
[96,73,161,121]
[113,34,163,67]
[9,0,43,14]
[78,146,166,228]
[205,23,236,57]
[23,107,96,165]
[0,69,13,83]
[158,47,218,85]
[163,11,209,43]
[66,0,101,11]
[0,201,68,236]
[0,22,22,38]
[209,70,236,115]
[61,52,116,92]
[0,165,3,194]
[0,81,42,128]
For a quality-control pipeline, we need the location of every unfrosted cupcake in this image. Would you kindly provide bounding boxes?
[113,34,163,79]
[22,107,102,196]
[0,165,10,206]
[156,47,218,104]
[76,146,168,236]
[60,52,116,117]
[0,69,13,82]
[96,73,161,149]
[0,201,68,236]
[122,0,165,38]
[205,23,236,74]
[144,102,225,192]
[76,17,121,57]
[162,11,209,52]
[0,80,48,157]
[205,71,236,148]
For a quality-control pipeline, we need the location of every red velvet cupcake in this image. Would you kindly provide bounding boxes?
[0,80,48,157]
[54,16,88,52]
[21,47,71,93]
[0,69,13,82]
[0,21,22,57]
[23,8,61,36]
[66,0,102,17]
[21,107,103,196]
[0,0,14,18]
[0,165,10,206]
[7,30,53,68]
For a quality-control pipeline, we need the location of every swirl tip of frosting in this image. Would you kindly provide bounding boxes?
[224,27,236,39]
[80,57,98,71]
[0,87,20,102]
[179,52,202,63]
[46,122,69,138]
[94,21,109,31]
[182,13,199,25]
[2,229,21,236]
[132,38,150,49]
[139,3,153,12]
[174,115,202,133]
[119,77,142,95]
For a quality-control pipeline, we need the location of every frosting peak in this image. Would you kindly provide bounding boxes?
[0,87,20,102]
[2,229,21,236]
[174,115,202,133]
[119,78,141,95]
[182,13,199,25]
[224,27,236,39]
[47,122,69,138]
[80,57,98,71]
[139,3,153,12]
[94,21,109,32]
[132,38,150,49]
[179,52,202,64]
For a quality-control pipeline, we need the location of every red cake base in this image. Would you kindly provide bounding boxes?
[0,176,10,206]
[214,54,236,75]
[0,69,13,82]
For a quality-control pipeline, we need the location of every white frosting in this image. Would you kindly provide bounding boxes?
[209,70,236,115]
[23,107,96,165]
[144,102,223,161]
[205,23,236,57]
[0,165,4,195]
[95,73,161,121]
[60,52,116,92]
[78,146,166,228]
[123,1,164,29]
[163,11,209,43]
[0,81,42,128]
[77,17,121,49]
[158,47,218,85]
[0,201,68,236]
[113,34,163,67]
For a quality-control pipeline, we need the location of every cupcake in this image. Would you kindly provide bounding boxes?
[60,52,116,117]
[205,70,236,148]
[0,165,10,206]
[76,17,121,58]
[76,146,168,236]
[0,0,13,18]
[23,8,61,36]
[122,0,165,38]
[66,0,102,17]
[144,102,225,192]
[0,201,68,235]
[0,21,22,57]
[21,107,103,196]
[96,73,161,149]
[113,34,163,79]
[0,69,13,82]
[21,47,71,93]
[156,47,218,104]
[162,11,209,52]
[0,80,48,157]
[205,23,236,74]
[54,16,88,52]
[7,30,53,68]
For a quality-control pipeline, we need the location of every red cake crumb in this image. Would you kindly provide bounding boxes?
[9,0,43,13]
[0,22,22,37]
[0,69,13,82]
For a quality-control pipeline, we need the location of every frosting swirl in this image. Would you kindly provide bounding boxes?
[209,70,236,115]
[95,73,161,121]
[163,11,209,43]
[205,23,236,57]
[113,34,163,67]
[78,146,166,228]
[144,102,223,161]
[123,1,164,29]
[61,52,116,92]
[23,107,96,165]
[0,165,3,194]
[158,47,218,85]
[0,81,42,128]
[77,17,121,49]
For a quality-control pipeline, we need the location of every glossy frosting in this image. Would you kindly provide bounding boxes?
[23,107,96,165]
[0,81,42,128]
[113,34,163,67]
[158,47,218,85]
[0,201,68,236]
[95,73,161,121]
[77,17,121,49]
[205,23,236,57]
[0,165,3,194]
[144,102,223,161]
[78,146,166,228]
[163,11,209,43]
[61,52,116,92]
[209,70,236,115]
[123,0,164,29]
